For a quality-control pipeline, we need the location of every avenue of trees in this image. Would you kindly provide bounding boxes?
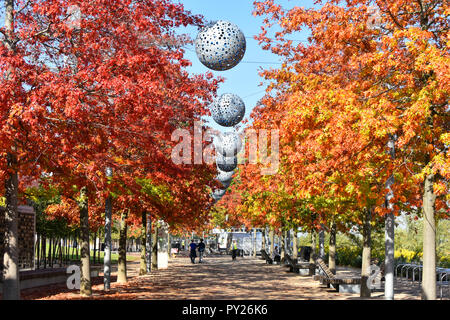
[0,0,448,301]
[0,0,222,299]
[217,0,448,300]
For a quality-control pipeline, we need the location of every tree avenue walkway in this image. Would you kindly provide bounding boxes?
[21,255,427,300]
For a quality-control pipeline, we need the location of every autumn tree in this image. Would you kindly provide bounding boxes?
[1,0,221,299]
[251,0,448,299]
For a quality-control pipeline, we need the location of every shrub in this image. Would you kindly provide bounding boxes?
[439,255,450,268]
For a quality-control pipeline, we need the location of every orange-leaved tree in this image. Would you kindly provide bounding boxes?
[252,0,448,298]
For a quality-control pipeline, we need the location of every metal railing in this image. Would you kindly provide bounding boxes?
[437,268,450,300]
[395,263,450,299]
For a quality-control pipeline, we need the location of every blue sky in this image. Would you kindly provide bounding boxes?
[176,0,315,132]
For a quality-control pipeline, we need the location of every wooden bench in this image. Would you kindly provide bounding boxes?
[260,249,273,265]
[284,254,316,275]
[314,257,361,293]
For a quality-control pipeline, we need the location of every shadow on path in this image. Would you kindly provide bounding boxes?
[21,255,429,300]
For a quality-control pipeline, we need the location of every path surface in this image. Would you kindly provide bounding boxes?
[21,254,438,300]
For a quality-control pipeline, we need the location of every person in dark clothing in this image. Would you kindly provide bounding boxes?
[273,245,281,263]
[231,240,238,261]
[197,239,206,263]
[189,240,197,264]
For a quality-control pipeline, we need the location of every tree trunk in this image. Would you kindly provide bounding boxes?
[74,237,78,260]
[3,156,20,299]
[269,228,274,256]
[167,228,170,257]
[226,232,233,253]
[53,238,57,266]
[139,212,147,275]
[319,228,325,259]
[292,228,298,260]
[145,214,151,273]
[104,192,112,290]
[55,239,58,266]
[286,229,291,255]
[54,238,58,266]
[58,238,63,266]
[261,228,266,252]
[310,231,316,263]
[42,235,47,268]
[385,211,395,300]
[151,221,158,270]
[385,136,396,300]
[93,231,97,265]
[280,230,286,262]
[2,0,20,302]
[65,238,69,265]
[252,228,257,257]
[71,237,74,260]
[78,186,92,296]
[49,238,54,268]
[76,237,79,260]
[117,210,128,283]
[360,208,372,298]
[422,173,436,300]
[309,231,317,276]
[329,223,337,275]
[49,238,52,267]
[36,234,41,269]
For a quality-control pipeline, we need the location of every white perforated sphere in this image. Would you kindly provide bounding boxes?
[216,169,234,182]
[211,188,227,201]
[215,132,242,157]
[216,154,237,172]
[219,178,232,189]
[211,93,245,127]
[211,192,222,202]
[216,168,233,188]
[195,20,246,71]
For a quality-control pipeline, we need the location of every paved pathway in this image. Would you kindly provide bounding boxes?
[21,254,442,300]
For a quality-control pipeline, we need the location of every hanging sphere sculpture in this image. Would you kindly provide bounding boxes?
[216,154,237,172]
[215,132,242,157]
[195,20,246,71]
[212,188,227,200]
[217,169,234,181]
[211,93,245,127]
[219,178,232,189]
[211,192,222,202]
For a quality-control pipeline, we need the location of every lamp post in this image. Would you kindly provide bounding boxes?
[104,167,113,290]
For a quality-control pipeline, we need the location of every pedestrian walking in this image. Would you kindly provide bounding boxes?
[231,240,238,261]
[198,239,206,263]
[189,239,197,264]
